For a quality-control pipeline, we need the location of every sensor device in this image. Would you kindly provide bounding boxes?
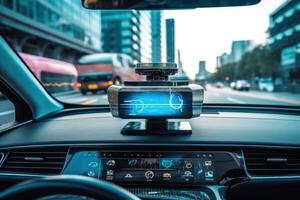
[108,63,204,135]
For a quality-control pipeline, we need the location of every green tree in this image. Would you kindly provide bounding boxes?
[211,45,280,81]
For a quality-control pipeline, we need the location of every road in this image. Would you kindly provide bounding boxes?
[56,85,300,106]
[1,86,300,128]
[204,85,300,106]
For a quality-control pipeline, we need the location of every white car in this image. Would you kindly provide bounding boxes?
[230,82,236,89]
[216,82,224,88]
[259,79,274,92]
[235,80,251,91]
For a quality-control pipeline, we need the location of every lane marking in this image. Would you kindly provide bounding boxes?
[0,110,14,117]
[81,98,98,105]
[209,86,300,105]
[213,93,220,97]
[226,97,245,104]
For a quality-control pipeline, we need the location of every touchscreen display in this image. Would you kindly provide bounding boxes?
[118,91,192,118]
[101,152,215,184]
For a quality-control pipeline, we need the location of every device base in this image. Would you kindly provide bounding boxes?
[121,120,192,135]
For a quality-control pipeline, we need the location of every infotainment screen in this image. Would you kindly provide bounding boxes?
[100,151,215,184]
[118,91,193,118]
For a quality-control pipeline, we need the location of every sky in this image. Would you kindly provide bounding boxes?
[164,0,286,79]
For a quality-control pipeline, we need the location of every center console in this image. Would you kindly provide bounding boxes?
[62,149,240,199]
[63,150,241,186]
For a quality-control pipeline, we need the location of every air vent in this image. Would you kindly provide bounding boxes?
[1,147,69,175]
[244,148,300,176]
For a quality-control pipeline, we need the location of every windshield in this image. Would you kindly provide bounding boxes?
[1,0,300,106]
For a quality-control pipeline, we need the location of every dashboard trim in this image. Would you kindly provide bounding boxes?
[2,143,300,150]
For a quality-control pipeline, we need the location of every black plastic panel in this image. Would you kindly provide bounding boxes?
[0,112,299,148]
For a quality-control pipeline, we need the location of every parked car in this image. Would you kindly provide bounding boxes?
[230,82,236,89]
[235,80,251,91]
[259,78,274,92]
[76,53,142,85]
[78,72,113,95]
[215,82,224,88]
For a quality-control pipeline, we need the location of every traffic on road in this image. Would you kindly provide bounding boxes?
[0,0,299,131]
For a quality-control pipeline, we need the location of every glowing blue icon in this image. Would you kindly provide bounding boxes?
[197,169,203,175]
[205,171,214,179]
[169,93,183,111]
[161,159,173,169]
[124,99,144,116]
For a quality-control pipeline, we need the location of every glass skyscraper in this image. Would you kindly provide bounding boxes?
[151,11,162,62]
[0,0,101,62]
[269,0,300,79]
[166,18,175,63]
[101,10,161,63]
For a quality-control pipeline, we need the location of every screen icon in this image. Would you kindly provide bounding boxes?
[161,159,173,169]
[88,161,98,168]
[106,160,116,166]
[163,172,172,179]
[87,171,96,177]
[106,170,114,176]
[145,170,154,180]
[204,160,212,166]
[125,173,133,178]
[185,161,193,169]
[128,159,138,167]
[205,171,214,179]
[197,168,203,175]
[184,170,193,177]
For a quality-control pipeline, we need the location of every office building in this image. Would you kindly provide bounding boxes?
[216,53,230,68]
[269,0,300,79]
[230,40,253,63]
[151,11,162,62]
[140,11,152,63]
[195,60,207,79]
[0,0,101,62]
[198,61,207,76]
[101,10,153,63]
[166,18,175,63]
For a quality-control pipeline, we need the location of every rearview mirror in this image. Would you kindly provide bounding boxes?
[82,0,261,10]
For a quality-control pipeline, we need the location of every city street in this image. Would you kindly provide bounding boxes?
[1,85,300,129]
[56,84,300,106]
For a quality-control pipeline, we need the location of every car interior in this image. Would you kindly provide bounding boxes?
[0,0,300,199]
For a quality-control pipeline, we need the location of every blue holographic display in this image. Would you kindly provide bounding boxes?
[118,91,192,118]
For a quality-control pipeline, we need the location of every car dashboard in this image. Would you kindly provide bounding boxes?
[0,111,300,200]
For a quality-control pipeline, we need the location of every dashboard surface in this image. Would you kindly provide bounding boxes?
[0,112,299,148]
[0,111,300,200]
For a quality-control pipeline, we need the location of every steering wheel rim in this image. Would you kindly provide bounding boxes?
[0,175,140,200]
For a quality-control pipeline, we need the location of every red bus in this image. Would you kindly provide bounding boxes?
[19,53,78,93]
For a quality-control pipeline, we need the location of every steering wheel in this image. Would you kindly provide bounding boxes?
[0,175,141,200]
